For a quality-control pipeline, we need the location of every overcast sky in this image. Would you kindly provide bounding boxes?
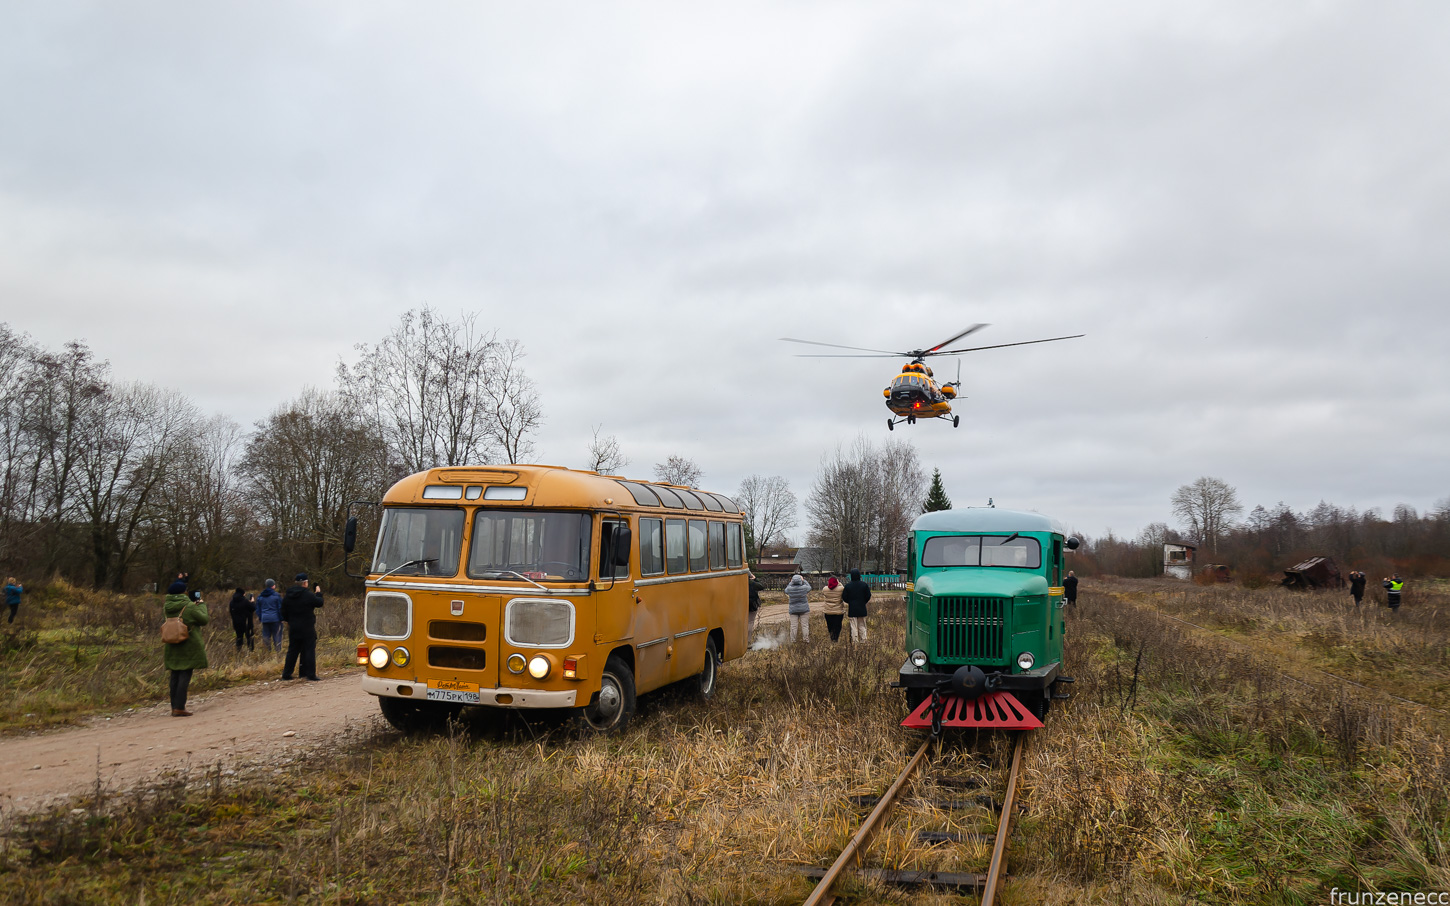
[3,2,1447,541]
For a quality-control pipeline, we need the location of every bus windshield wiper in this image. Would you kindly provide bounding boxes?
[999,533,1021,545]
[376,558,438,581]
[480,569,548,591]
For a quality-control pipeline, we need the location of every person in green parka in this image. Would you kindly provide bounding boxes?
[163,578,210,716]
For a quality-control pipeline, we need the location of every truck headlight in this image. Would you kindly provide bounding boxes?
[507,653,527,674]
[528,654,551,680]
[391,646,411,668]
[368,646,390,669]
[910,649,928,669]
[1017,651,1035,671]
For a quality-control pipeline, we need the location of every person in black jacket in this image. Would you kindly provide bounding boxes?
[229,587,256,651]
[842,569,872,643]
[280,572,324,681]
[747,572,764,642]
[1063,571,1079,608]
[1348,571,1367,607]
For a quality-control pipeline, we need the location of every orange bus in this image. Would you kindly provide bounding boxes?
[350,465,749,732]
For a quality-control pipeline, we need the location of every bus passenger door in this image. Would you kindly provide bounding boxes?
[594,518,634,644]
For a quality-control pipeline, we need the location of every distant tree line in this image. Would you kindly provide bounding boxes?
[0,308,541,593]
[1074,475,1450,581]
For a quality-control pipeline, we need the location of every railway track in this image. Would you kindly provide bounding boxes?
[801,730,1029,906]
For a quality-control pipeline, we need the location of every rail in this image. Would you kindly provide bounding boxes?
[801,731,1028,906]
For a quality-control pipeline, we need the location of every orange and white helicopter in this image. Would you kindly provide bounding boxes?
[781,324,1083,430]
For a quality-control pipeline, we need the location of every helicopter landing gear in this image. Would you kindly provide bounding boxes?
[907,416,916,425]
[952,415,960,428]
[887,418,894,431]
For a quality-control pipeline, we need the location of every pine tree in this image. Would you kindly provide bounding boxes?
[923,468,952,512]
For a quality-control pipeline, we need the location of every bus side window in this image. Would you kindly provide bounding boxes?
[907,536,916,582]
[639,517,665,576]
[1052,539,1062,586]
[665,519,688,575]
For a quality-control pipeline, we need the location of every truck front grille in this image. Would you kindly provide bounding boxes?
[934,596,1005,662]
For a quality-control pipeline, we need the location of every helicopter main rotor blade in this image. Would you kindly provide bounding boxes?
[779,337,908,356]
[792,353,908,358]
[932,333,1085,356]
[922,323,989,355]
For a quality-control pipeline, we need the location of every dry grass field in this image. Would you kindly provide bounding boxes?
[1,580,1447,904]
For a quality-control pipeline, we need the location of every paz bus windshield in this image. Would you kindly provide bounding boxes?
[372,507,465,577]
[467,510,592,582]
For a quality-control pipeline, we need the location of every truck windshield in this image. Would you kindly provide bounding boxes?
[372,507,465,577]
[922,534,1041,569]
[467,510,592,582]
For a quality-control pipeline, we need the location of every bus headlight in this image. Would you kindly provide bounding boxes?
[910,649,928,669]
[527,655,551,680]
[368,646,390,670]
[392,646,411,668]
[507,653,527,674]
[1017,651,1035,671]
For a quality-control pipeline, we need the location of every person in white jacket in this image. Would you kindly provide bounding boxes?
[784,572,812,643]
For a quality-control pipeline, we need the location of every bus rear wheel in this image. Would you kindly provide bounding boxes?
[378,696,461,733]
[690,636,720,701]
[581,655,636,733]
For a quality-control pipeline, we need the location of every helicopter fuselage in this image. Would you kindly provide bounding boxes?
[884,363,956,419]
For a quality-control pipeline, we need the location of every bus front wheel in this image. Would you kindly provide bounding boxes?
[581,656,636,733]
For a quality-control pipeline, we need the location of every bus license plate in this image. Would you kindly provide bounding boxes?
[427,682,480,704]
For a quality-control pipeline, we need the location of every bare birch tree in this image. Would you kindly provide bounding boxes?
[339,307,504,472]
[1170,476,1243,553]
[586,425,628,474]
[654,455,703,487]
[736,474,797,558]
[482,338,542,464]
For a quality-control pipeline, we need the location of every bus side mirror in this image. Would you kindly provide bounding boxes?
[1065,536,1080,550]
[344,517,358,554]
[613,526,632,565]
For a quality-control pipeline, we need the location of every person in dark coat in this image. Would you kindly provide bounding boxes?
[229,587,256,651]
[1348,571,1367,606]
[747,572,764,641]
[842,569,872,643]
[281,572,324,681]
[255,579,284,652]
[163,580,209,716]
[1063,571,1079,608]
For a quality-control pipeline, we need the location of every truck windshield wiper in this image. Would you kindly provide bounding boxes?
[376,558,438,581]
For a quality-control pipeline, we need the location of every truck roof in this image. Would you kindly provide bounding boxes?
[911,508,1065,535]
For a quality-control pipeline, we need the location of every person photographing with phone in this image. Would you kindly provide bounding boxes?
[280,572,324,681]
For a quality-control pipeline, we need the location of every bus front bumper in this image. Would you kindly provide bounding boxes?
[361,675,578,708]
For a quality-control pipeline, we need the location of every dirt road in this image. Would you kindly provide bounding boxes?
[0,673,381,817]
[0,604,840,818]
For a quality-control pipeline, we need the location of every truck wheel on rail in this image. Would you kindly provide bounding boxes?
[378,696,461,734]
[582,655,636,734]
[690,636,720,701]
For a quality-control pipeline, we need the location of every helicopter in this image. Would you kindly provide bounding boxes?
[780,324,1084,430]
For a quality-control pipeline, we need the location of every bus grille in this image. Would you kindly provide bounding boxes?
[428,646,487,671]
[934,596,1005,662]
